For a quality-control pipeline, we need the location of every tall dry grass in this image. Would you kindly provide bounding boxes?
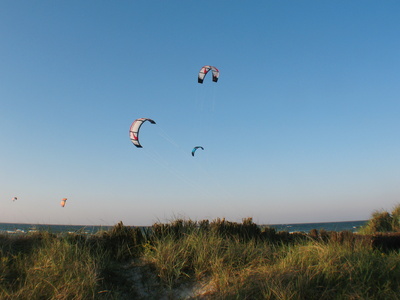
[360,203,400,234]
[0,232,103,299]
[0,223,146,300]
[0,216,399,299]
[143,218,400,299]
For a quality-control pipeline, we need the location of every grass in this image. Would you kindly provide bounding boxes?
[0,232,104,299]
[359,204,400,234]
[143,223,400,299]
[0,215,399,299]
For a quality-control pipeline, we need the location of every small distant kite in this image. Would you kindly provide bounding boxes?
[129,118,156,148]
[12,197,17,201]
[198,65,219,84]
[60,198,67,207]
[192,146,204,157]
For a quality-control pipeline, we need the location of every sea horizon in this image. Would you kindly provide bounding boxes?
[0,219,368,235]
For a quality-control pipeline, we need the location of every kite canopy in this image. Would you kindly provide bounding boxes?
[192,146,204,156]
[198,65,219,84]
[12,197,17,201]
[60,198,67,207]
[129,118,156,148]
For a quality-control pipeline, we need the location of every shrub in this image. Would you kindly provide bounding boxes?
[360,210,394,234]
[95,221,145,261]
[391,204,400,231]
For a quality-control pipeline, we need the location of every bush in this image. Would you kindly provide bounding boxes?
[360,205,400,234]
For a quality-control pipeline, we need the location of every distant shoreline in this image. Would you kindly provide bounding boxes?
[0,219,368,235]
[0,219,368,228]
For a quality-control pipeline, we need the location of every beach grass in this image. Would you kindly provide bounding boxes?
[359,204,400,234]
[0,213,399,299]
[0,232,105,299]
[143,220,400,299]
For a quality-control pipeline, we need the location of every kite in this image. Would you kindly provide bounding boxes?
[12,197,17,201]
[192,146,204,157]
[60,198,67,207]
[129,118,156,148]
[198,65,219,84]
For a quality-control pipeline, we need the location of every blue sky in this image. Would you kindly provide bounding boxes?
[1,1,399,226]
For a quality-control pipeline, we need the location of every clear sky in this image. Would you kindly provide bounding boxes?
[1,1,399,226]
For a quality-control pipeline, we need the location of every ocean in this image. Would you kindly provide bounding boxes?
[0,220,368,235]
[268,220,367,233]
[0,223,113,235]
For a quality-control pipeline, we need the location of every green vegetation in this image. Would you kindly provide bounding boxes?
[359,204,400,234]
[0,212,400,299]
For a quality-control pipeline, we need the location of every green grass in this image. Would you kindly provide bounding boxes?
[143,225,400,299]
[359,204,400,234]
[0,232,104,299]
[0,216,399,299]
